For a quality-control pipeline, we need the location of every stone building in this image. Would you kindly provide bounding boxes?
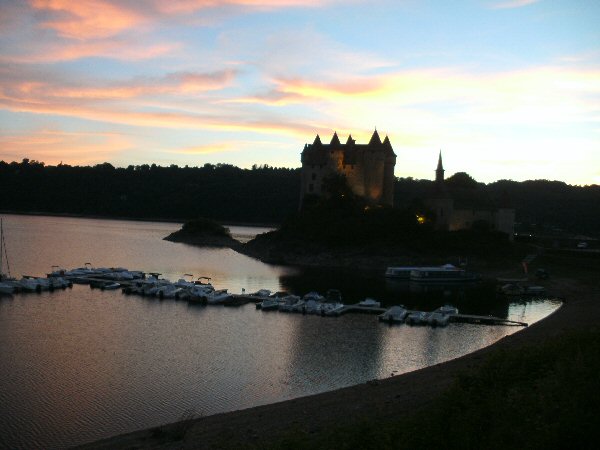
[425,152,515,238]
[300,130,396,207]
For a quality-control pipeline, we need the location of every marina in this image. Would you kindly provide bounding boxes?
[0,215,561,450]
[3,264,533,328]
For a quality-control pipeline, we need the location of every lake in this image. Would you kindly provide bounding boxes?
[0,214,561,449]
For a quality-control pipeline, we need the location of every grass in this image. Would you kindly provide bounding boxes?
[238,329,600,450]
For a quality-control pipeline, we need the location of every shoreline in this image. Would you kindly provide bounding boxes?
[0,210,280,229]
[77,273,599,450]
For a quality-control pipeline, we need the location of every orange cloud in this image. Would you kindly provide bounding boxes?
[1,69,236,101]
[154,0,338,14]
[0,129,131,165]
[172,143,236,155]
[30,0,145,39]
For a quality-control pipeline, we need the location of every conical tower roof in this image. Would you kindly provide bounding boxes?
[330,132,341,146]
[368,129,382,146]
[382,135,396,156]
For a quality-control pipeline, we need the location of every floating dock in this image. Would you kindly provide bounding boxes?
[8,270,530,327]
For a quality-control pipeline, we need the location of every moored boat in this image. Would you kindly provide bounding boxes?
[410,264,480,283]
[379,305,409,323]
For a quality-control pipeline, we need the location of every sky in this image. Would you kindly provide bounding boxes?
[0,0,599,185]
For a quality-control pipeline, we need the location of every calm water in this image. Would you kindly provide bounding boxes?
[0,215,560,449]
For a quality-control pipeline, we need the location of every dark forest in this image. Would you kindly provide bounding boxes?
[1,159,598,236]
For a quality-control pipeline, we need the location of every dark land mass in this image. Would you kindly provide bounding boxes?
[77,250,600,450]
[1,159,600,237]
[163,218,241,249]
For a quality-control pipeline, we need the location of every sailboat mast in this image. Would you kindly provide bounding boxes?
[0,218,10,278]
[0,219,3,276]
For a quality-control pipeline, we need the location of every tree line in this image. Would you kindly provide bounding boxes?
[1,159,598,236]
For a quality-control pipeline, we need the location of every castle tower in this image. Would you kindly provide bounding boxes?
[299,130,396,207]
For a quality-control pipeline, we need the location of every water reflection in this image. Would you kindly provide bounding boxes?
[0,215,561,449]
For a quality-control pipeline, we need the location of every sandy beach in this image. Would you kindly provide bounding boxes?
[76,269,599,450]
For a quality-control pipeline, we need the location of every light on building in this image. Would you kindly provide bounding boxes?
[416,214,426,224]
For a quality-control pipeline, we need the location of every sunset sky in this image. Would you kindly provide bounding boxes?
[1,0,598,185]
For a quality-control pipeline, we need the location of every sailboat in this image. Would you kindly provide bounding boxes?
[0,218,19,294]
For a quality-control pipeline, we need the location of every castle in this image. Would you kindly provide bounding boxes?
[300,130,515,237]
[300,130,396,207]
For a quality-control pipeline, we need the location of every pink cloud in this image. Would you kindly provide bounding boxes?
[0,129,132,165]
[30,0,146,39]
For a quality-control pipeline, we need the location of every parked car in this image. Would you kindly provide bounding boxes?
[577,242,589,249]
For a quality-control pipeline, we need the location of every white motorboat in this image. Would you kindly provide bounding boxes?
[405,311,429,325]
[427,311,450,327]
[206,289,231,305]
[258,298,279,310]
[277,295,301,312]
[156,283,183,299]
[19,276,49,292]
[249,289,271,298]
[359,298,381,308]
[302,291,325,302]
[48,277,72,289]
[379,305,409,323]
[174,274,196,289]
[303,299,323,314]
[321,302,345,316]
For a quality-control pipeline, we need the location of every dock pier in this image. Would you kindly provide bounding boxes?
[27,271,529,327]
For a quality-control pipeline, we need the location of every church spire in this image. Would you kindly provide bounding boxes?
[436,150,444,184]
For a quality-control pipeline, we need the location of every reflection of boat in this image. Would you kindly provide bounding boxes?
[498,283,546,296]
[410,264,480,283]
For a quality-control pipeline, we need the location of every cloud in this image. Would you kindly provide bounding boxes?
[30,0,146,39]
[0,67,237,102]
[0,129,132,165]
[490,0,540,10]
[171,143,236,155]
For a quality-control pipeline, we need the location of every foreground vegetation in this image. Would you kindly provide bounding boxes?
[251,330,599,450]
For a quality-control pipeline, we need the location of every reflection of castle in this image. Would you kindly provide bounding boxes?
[425,152,515,238]
[300,130,396,207]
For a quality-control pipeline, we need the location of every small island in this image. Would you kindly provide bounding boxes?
[164,218,241,249]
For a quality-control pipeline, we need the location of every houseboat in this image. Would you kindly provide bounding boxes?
[409,264,480,283]
[385,266,425,279]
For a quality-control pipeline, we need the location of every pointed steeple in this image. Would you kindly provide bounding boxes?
[368,128,382,146]
[346,134,355,145]
[382,135,395,156]
[330,131,341,146]
[435,150,445,184]
[313,134,322,146]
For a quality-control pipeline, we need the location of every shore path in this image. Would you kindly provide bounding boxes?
[79,276,599,449]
